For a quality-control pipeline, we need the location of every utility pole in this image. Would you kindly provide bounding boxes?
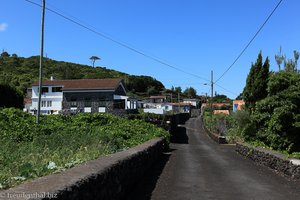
[36,0,46,124]
[210,70,214,130]
[211,70,214,101]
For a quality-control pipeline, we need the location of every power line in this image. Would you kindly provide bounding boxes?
[25,0,209,82]
[214,0,283,84]
[214,83,238,97]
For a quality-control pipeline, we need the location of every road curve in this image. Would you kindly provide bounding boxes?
[127,117,300,200]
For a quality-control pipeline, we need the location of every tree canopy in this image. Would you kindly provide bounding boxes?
[240,50,300,153]
[183,87,197,98]
[243,52,269,112]
[89,56,100,67]
[250,71,300,152]
[0,84,23,108]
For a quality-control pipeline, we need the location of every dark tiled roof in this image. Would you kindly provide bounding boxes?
[32,79,123,90]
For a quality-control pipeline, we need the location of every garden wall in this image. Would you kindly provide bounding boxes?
[236,143,300,179]
[202,120,227,144]
[169,113,190,133]
[0,138,167,200]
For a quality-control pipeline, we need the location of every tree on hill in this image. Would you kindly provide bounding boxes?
[183,87,197,98]
[174,86,182,94]
[212,94,231,103]
[1,51,10,58]
[90,56,100,67]
[243,52,269,113]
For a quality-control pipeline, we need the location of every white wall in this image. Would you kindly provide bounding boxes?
[143,108,165,115]
[32,86,63,98]
[31,86,63,114]
[127,100,137,109]
[183,100,197,107]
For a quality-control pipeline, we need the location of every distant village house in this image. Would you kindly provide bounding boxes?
[233,100,245,112]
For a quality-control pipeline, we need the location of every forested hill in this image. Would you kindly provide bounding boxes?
[0,52,165,97]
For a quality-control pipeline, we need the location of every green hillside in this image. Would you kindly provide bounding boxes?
[0,52,165,98]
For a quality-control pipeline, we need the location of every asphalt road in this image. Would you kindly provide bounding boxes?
[126,117,300,200]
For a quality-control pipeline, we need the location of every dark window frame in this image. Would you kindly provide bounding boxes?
[52,87,62,92]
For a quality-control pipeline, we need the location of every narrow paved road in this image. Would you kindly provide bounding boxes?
[127,117,300,200]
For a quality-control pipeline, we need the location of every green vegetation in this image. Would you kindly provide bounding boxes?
[202,109,233,137]
[203,50,300,157]
[248,71,300,152]
[0,108,169,189]
[0,84,23,108]
[212,94,231,103]
[243,52,269,112]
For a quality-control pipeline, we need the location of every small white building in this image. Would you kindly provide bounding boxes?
[183,98,198,107]
[144,103,174,114]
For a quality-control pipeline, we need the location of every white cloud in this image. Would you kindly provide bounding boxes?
[0,23,8,31]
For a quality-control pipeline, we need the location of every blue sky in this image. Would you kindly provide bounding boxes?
[1,0,300,98]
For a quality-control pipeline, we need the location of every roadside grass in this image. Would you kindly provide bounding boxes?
[0,108,169,189]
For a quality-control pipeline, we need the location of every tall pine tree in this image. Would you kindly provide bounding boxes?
[243,52,269,112]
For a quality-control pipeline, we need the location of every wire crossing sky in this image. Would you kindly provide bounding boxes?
[214,0,283,84]
[1,0,299,98]
[25,0,210,83]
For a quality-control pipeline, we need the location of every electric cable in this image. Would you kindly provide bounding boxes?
[25,0,209,82]
[214,0,283,84]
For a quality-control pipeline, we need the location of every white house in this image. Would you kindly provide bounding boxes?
[29,78,130,114]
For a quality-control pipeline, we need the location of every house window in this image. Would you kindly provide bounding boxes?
[70,97,77,107]
[84,97,92,107]
[47,101,52,107]
[113,100,125,109]
[41,87,48,93]
[52,87,62,92]
[41,101,46,107]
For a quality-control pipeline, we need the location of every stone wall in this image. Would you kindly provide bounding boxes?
[236,143,300,180]
[202,120,227,144]
[169,113,190,132]
[0,138,167,200]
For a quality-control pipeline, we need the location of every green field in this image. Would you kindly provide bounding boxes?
[0,108,169,189]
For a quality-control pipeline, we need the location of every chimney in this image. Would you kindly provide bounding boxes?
[50,76,54,81]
